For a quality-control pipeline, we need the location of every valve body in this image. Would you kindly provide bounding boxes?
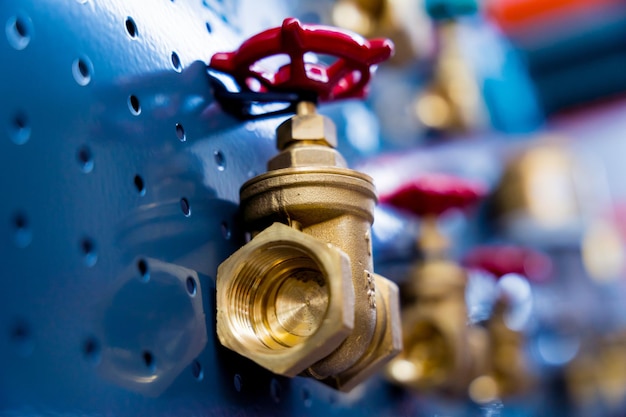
[383,177,530,399]
[388,218,485,394]
[217,104,402,391]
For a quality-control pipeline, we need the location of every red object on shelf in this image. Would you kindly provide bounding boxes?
[463,245,553,282]
[485,0,618,33]
[380,174,487,217]
[209,17,394,102]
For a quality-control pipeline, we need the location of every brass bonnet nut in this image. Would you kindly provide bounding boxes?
[276,109,338,149]
[216,222,356,376]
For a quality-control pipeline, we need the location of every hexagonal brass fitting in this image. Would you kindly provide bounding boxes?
[216,102,401,391]
[276,106,338,150]
[318,273,402,391]
[217,222,355,376]
[268,145,348,170]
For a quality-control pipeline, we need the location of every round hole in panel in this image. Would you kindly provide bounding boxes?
[175,123,186,142]
[180,197,191,217]
[83,337,101,365]
[137,258,149,282]
[234,374,243,392]
[171,51,182,72]
[5,15,31,50]
[12,212,32,248]
[270,378,281,403]
[133,174,145,196]
[142,350,156,373]
[76,146,94,173]
[128,95,141,115]
[191,359,204,381]
[9,112,31,145]
[214,150,225,171]
[125,17,138,38]
[80,237,97,267]
[72,57,93,86]
[9,319,34,356]
[221,221,231,240]
[186,276,197,296]
[302,387,312,407]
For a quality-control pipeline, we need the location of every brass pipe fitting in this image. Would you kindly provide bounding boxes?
[388,245,481,393]
[387,218,529,400]
[217,102,402,391]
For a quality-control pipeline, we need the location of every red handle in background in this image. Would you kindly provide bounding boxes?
[463,245,553,283]
[380,174,487,218]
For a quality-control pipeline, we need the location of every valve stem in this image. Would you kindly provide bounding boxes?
[297,101,317,116]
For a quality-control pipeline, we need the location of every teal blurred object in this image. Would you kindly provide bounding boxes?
[469,21,545,133]
[425,0,478,20]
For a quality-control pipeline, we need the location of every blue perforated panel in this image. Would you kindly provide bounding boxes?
[0,1,441,416]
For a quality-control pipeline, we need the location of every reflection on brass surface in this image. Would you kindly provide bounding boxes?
[217,102,402,391]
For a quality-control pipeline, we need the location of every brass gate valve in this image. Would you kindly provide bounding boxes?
[208,18,402,392]
[381,174,488,394]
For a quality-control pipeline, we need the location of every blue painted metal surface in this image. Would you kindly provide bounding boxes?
[0,1,444,416]
[10,1,616,415]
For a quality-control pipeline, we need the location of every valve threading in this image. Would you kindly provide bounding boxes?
[227,245,331,351]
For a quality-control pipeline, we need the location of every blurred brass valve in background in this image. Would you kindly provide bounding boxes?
[492,140,626,283]
[383,175,531,400]
[217,102,402,391]
[330,0,435,65]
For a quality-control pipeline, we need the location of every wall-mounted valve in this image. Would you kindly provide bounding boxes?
[209,18,402,392]
[382,174,487,394]
[383,174,536,400]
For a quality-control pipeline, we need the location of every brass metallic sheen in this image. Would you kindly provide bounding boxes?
[216,103,402,391]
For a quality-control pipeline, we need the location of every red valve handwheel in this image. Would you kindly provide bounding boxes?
[209,18,394,102]
[380,174,487,217]
[463,245,553,283]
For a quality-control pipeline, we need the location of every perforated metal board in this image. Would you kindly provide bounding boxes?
[0,1,443,416]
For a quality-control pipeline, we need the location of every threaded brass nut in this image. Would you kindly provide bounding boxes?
[216,222,355,377]
[276,113,338,150]
[268,145,348,170]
